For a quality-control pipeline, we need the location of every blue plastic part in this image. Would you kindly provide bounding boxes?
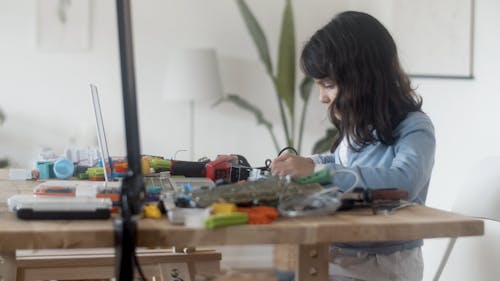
[181,183,193,193]
[274,270,295,281]
[53,159,75,180]
[37,161,53,179]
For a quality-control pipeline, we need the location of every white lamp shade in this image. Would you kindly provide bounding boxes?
[163,48,223,102]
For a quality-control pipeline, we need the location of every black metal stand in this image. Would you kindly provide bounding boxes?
[115,0,145,280]
[114,202,136,280]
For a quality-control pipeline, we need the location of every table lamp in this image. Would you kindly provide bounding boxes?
[163,48,222,160]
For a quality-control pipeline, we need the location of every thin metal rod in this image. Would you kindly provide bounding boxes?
[189,100,195,161]
[90,85,109,184]
[433,237,457,281]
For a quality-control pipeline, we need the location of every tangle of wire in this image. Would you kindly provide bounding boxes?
[277,166,360,217]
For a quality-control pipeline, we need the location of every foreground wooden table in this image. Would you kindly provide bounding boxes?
[0,178,484,281]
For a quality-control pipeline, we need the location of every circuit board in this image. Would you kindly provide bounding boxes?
[188,177,323,207]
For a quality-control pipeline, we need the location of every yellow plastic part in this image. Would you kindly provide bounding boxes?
[211,203,237,214]
[141,157,151,175]
[143,204,162,219]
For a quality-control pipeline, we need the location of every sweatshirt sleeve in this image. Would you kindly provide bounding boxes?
[310,153,336,165]
[328,114,435,202]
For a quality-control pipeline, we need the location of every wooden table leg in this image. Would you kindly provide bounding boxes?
[158,262,193,281]
[296,243,329,281]
[0,251,17,281]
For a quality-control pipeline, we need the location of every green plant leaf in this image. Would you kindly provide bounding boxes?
[214,94,280,152]
[236,0,273,76]
[312,128,339,154]
[214,95,273,128]
[299,76,314,102]
[297,76,315,153]
[0,108,5,125]
[276,0,296,116]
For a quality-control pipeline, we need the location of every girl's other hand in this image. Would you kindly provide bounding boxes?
[270,153,315,178]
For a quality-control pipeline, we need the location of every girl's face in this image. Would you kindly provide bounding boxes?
[315,79,338,107]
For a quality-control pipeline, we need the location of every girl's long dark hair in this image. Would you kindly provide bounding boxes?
[300,11,422,152]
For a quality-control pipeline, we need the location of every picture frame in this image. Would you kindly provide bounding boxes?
[348,0,475,79]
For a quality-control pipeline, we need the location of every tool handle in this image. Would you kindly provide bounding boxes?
[170,160,206,177]
[297,168,332,185]
[369,188,409,201]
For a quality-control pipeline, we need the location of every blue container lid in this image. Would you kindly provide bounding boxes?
[53,159,75,179]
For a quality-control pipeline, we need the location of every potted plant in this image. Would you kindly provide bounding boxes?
[0,108,4,125]
[0,107,8,168]
[216,0,337,155]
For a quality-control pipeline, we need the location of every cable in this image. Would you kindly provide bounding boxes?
[121,194,147,281]
[278,186,342,217]
[330,169,360,193]
[133,251,147,281]
[116,192,147,281]
[261,146,299,171]
[173,149,188,160]
[277,169,360,217]
[278,146,298,156]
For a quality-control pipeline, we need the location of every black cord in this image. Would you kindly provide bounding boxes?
[278,146,298,156]
[134,250,147,281]
[116,192,147,281]
[121,194,147,281]
[261,147,299,171]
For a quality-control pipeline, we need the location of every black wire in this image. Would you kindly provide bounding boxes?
[278,146,298,156]
[260,147,299,171]
[134,250,147,281]
[123,200,147,281]
[119,193,147,281]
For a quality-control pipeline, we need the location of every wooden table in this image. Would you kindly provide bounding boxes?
[0,178,484,281]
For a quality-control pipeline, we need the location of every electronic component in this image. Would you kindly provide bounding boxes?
[170,155,252,183]
[186,176,323,208]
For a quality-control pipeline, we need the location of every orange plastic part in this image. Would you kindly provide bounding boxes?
[97,193,120,213]
[237,206,279,224]
[113,161,128,173]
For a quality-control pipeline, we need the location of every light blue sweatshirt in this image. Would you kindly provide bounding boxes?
[310,111,435,254]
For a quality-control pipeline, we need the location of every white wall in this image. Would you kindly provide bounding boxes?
[1,0,499,279]
[0,0,344,167]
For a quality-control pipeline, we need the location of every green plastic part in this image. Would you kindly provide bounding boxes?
[77,173,89,180]
[87,167,104,177]
[150,159,171,169]
[205,212,249,229]
[297,168,332,185]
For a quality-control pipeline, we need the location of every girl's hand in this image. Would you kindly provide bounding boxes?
[269,153,315,178]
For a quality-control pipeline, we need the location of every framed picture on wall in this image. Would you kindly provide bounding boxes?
[348,0,475,79]
[37,0,91,52]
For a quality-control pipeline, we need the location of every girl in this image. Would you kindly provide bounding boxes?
[271,11,435,281]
